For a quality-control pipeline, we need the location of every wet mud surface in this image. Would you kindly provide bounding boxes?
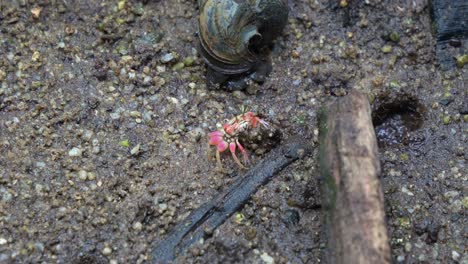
[0,0,466,263]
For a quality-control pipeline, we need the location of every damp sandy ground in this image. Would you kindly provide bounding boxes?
[0,0,466,263]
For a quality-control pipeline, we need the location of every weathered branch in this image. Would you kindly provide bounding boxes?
[151,137,312,263]
[318,91,390,264]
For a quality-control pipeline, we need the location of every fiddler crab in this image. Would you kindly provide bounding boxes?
[208,110,269,170]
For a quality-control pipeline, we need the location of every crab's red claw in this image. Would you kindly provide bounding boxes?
[209,135,223,146]
[217,141,229,152]
[229,142,246,169]
[236,140,249,164]
[209,131,223,137]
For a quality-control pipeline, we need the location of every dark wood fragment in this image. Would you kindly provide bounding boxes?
[318,91,390,264]
[431,0,468,69]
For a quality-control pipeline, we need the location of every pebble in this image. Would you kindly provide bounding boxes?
[0,237,7,245]
[444,191,460,199]
[260,252,275,264]
[35,242,45,252]
[397,255,405,262]
[233,90,246,100]
[129,111,141,118]
[401,186,414,196]
[404,242,412,252]
[68,147,82,157]
[83,130,93,141]
[102,246,112,256]
[78,170,87,181]
[381,45,392,53]
[110,112,121,120]
[161,53,175,63]
[87,172,96,181]
[130,144,140,155]
[133,221,143,231]
[448,199,462,213]
[451,250,460,261]
[158,203,168,212]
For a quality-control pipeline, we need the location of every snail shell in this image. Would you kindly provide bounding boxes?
[198,0,288,77]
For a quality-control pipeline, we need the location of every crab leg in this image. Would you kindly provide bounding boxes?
[215,150,223,171]
[207,142,212,161]
[236,139,249,164]
[215,141,229,170]
[259,119,269,128]
[229,142,246,169]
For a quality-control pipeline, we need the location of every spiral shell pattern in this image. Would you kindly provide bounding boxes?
[198,0,288,75]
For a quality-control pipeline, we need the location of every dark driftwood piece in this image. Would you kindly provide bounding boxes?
[151,138,311,263]
[318,91,390,264]
[431,0,468,69]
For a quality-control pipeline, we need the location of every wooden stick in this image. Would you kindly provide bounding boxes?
[318,91,390,264]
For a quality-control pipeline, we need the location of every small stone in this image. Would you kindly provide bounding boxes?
[102,247,112,256]
[172,62,185,71]
[233,91,246,100]
[234,213,245,224]
[35,242,45,252]
[82,130,93,142]
[462,197,468,209]
[444,190,460,199]
[133,221,143,231]
[119,140,130,147]
[87,172,96,181]
[452,250,460,261]
[183,57,195,66]
[92,146,101,154]
[401,186,414,196]
[31,7,43,19]
[118,0,126,10]
[68,147,82,157]
[448,199,462,213]
[381,45,392,53]
[161,53,175,63]
[130,144,140,155]
[404,242,412,252]
[110,112,121,120]
[418,254,427,261]
[78,170,88,181]
[260,252,274,264]
[456,54,468,68]
[31,51,40,62]
[293,79,301,86]
[158,203,168,212]
[389,31,400,42]
[397,255,405,262]
[0,238,7,245]
[129,111,141,118]
[442,116,451,125]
